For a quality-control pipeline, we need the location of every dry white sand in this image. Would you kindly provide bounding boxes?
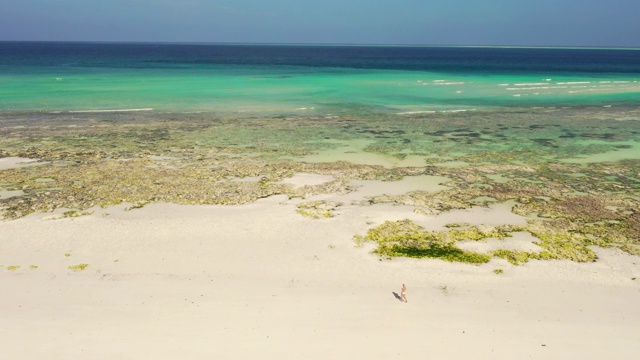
[1,174,639,359]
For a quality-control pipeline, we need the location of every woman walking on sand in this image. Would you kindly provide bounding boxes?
[401,284,407,303]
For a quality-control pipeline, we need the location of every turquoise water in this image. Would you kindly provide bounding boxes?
[2,65,639,116]
[1,43,639,117]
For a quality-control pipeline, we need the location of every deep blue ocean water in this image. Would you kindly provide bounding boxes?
[1,42,639,116]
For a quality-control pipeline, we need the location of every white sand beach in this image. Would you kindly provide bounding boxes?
[2,173,639,359]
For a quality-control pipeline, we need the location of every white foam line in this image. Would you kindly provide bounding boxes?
[397,108,476,115]
[442,109,476,113]
[513,83,548,86]
[432,82,465,85]
[397,111,436,115]
[506,86,568,90]
[68,108,153,113]
[556,81,591,85]
[506,87,549,90]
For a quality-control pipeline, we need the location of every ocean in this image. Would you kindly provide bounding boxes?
[1,42,639,117]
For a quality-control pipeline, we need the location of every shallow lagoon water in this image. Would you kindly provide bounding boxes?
[2,67,639,116]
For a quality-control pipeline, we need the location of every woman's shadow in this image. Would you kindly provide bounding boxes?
[392,292,404,302]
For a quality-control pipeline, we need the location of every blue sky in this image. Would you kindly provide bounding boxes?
[1,0,639,46]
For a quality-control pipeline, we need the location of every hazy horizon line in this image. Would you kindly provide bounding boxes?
[2,39,639,50]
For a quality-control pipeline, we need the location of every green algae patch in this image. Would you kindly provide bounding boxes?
[296,200,342,219]
[7,265,20,271]
[63,210,93,218]
[492,250,540,265]
[383,243,492,264]
[357,218,612,264]
[444,222,470,228]
[358,220,492,264]
[531,231,597,262]
[620,244,640,256]
[493,269,504,274]
[68,263,89,271]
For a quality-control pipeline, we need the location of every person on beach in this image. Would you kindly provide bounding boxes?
[401,284,407,303]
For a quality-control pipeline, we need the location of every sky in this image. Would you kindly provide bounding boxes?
[1,0,639,47]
